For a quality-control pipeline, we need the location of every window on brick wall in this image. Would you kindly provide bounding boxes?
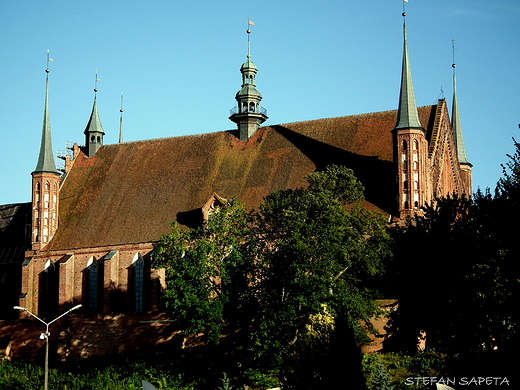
[87,257,99,313]
[132,253,144,313]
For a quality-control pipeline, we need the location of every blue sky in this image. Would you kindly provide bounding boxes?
[1,0,519,205]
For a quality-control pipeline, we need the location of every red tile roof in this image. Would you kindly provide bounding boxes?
[46,106,435,251]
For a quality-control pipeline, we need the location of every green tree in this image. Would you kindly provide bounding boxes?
[388,138,520,356]
[152,165,392,388]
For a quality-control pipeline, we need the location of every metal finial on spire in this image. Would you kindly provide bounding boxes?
[247,18,255,59]
[94,71,100,93]
[402,0,408,17]
[451,38,457,70]
[46,50,53,74]
[119,93,124,143]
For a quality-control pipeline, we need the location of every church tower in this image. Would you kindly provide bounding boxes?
[393,13,429,219]
[229,22,268,141]
[84,75,105,157]
[451,58,472,195]
[31,56,61,250]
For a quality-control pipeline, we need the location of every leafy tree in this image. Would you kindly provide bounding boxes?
[152,165,392,387]
[388,138,520,356]
[152,197,252,344]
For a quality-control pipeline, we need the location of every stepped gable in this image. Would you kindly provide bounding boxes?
[46,106,435,251]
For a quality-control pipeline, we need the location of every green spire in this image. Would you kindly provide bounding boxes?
[395,21,423,130]
[84,96,105,137]
[83,93,105,156]
[33,72,58,174]
[229,22,268,141]
[451,67,470,165]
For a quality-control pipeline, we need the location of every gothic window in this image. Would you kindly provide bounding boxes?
[97,136,101,143]
[39,259,58,317]
[91,135,95,142]
[403,180,408,190]
[86,257,99,313]
[413,140,419,150]
[402,140,408,151]
[414,201,419,208]
[45,181,50,191]
[413,161,418,170]
[249,102,255,112]
[132,253,144,313]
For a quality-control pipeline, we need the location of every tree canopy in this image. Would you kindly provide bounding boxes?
[152,165,392,387]
[387,138,520,356]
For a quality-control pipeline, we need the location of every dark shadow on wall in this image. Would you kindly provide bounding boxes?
[271,125,395,214]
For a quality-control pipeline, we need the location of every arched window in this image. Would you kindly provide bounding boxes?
[413,140,419,150]
[39,260,58,317]
[87,257,99,313]
[132,253,144,313]
[402,140,408,151]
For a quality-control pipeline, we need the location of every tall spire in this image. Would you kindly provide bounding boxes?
[33,51,58,174]
[84,72,105,157]
[31,51,60,250]
[451,40,470,165]
[229,19,268,141]
[395,13,423,130]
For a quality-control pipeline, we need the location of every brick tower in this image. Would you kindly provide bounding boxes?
[31,58,61,250]
[393,14,430,219]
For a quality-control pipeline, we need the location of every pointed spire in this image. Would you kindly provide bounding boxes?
[395,15,423,130]
[84,72,105,156]
[84,96,105,135]
[33,52,58,174]
[451,41,470,165]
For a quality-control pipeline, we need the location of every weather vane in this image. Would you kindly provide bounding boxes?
[94,71,100,93]
[46,50,53,74]
[119,93,124,143]
[451,39,457,70]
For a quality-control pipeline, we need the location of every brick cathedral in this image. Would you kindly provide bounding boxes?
[0,18,471,359]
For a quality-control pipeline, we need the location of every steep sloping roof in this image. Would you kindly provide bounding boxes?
[46,106,435,251]
[0,203,31,264]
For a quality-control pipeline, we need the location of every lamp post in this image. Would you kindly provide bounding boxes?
[14,304,82,390]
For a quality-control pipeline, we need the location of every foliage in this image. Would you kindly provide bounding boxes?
[0,358,196,390]
[387,138,520,356]
[362,351,448,390]
[152,165,392,388]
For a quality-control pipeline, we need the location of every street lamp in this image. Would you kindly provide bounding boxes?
[14,304,82,390]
